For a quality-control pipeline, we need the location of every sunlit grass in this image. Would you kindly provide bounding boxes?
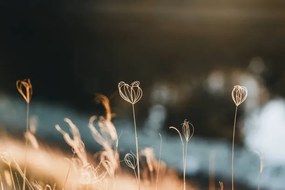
[0,80,260,190]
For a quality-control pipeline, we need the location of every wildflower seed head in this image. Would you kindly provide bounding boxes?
[16,79,32,103]
[231,85,248,106]
[118,81,143,105]
[124,153,137,170]
[182,119,194,142]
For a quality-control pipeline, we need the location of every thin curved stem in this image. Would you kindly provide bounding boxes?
[184,141,188,190]
[62,161,72,190]
[169,127,185,190]
[23,103,30,190]
[132,104,140,190]
[8,165,16,190]
[231,106,238,190]
[156,133,162,190]
[133,167,138,187]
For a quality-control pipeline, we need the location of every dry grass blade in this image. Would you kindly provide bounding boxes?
[16,79,32,104]
[89,115,119,176]
[0,175,4,190]
[55,118,88,167]
[231,85,248,106]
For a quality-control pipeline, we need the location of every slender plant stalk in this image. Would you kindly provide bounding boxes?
[256,151,263,190]
[169,126,185,190]
[133,167,138,186]
[14,172,21,190]
[16,79,32,190]
[155,134,162,190]
[62,161,72,190]
[131,104,140,190]
[8,165,16,190]
[23,102,30,190]
[209,152,215,190]
[231,85,247,190]
[0,176,3,190]
[183,141,188,190]
[118,81,142,189]
[231,106,238,190]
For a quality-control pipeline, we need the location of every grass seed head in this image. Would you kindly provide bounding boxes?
[124,153,137,170]
[118,81,143,105]
[231,85,248,106]
[182,119,194,142]
[16,79,32,103]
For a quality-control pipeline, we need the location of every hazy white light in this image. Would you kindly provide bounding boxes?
[151,83,179,105]
[206,70,225,94]
[144,104,166,134]
[239,74,260,111]
[244,99,285,164]
[248,57,265,75]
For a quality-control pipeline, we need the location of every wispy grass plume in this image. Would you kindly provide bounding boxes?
[89,94,119,177]
[56,118,109,188]
[89,115,119,176]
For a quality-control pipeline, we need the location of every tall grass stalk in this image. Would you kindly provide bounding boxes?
[254,151,263,190]
[169,119,194,190]
[62,159,72,190]
[131,103,141,189]
[209,152,215,190]
[9,164,16,190]
[155,133,162,190]
[231,85,247,190]
[16,79,32,190]
[124,153,138,185]
[231,106,238,190]
[15,172,21,190]
[118,81,143,190]
[0,176,3,190]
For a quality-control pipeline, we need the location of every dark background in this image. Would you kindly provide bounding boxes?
[1,0,285,141]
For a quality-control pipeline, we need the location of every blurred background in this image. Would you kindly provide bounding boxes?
[1,0,285,189]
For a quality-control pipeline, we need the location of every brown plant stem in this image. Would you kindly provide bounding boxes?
[183,142,188,190]
[132,104,140,190]
[231,106,238,190]
[23,102,30,190]
[155,134,162,190]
